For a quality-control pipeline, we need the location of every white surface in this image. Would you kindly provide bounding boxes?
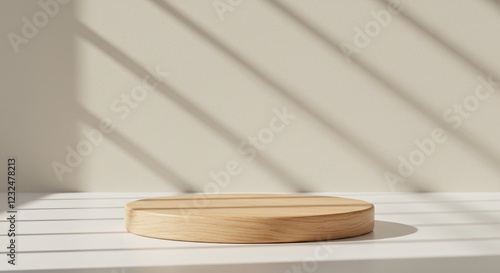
[1,192,500,272]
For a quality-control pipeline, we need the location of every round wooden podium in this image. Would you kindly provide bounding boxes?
[125,194,374,243]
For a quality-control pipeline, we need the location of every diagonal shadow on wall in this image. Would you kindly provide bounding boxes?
[72,104,196,192]
[376,0,500,85]
[491,0,500,9]
[149,0,465,191]
[73,20,309,192]
[265,0,500,174]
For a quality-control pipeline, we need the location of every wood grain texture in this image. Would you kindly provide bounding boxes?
[125,194,374,243]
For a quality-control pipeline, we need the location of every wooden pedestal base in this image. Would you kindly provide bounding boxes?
[125,194,374,243]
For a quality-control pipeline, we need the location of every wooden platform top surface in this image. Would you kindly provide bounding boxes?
[125,194,373,218]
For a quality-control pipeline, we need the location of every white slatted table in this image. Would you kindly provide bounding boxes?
[1,192,500,272]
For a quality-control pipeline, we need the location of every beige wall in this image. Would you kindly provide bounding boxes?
[1,0,500,192]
